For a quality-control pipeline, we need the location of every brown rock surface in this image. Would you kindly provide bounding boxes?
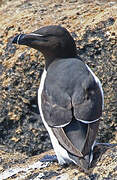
[0,146,117,179]
[0,0,117,179]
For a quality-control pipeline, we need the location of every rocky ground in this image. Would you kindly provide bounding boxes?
[0,0,117,179]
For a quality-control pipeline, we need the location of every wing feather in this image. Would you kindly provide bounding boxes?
[52,127,83,157]
[41,59,103,157]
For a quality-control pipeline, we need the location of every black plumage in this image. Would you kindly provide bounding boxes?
[12,25,104,170]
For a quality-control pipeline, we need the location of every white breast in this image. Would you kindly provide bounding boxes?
[86,64,104,110]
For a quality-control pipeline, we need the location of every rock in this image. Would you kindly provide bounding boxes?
[0,146,117,179]
[0,0,117,179]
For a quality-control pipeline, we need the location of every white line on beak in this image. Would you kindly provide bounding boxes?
[29,33,44,37]
[17,34,23,44]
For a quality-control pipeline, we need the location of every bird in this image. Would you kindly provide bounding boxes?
[12,25,104,170]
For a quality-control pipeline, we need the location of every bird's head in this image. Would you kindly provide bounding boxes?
[12,25,77,68]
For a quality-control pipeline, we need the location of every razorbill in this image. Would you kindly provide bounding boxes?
[12,25,104,170]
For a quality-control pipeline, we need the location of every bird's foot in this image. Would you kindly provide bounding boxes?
[95,142,117,148]
[40,154,57,163]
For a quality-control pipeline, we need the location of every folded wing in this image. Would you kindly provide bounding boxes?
[41,59,103,158]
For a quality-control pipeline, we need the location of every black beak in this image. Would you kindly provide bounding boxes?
[12,33,44,45]
[12,34,28,45]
